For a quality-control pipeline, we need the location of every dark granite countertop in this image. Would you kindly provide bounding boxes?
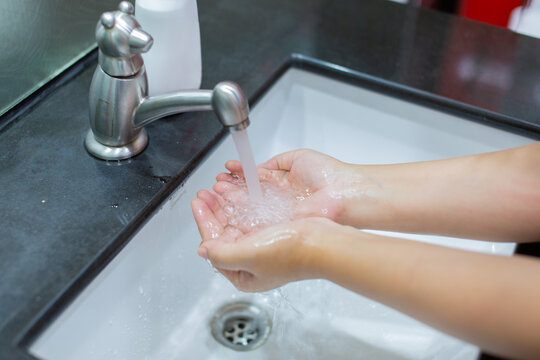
[1,1,539,359]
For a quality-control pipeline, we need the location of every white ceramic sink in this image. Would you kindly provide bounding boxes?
[30,68,534,360]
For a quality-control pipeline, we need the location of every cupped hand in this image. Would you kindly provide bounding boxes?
[214,149,367,225]
[192,189,335,292]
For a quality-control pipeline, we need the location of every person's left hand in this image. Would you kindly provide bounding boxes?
[191,189,333,292]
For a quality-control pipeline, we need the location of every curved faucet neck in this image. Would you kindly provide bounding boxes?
[133,90,214,129]
[133,81,251,131]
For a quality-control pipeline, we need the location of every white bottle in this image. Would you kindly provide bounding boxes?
[135,0,202,95]
[509,0,540,39]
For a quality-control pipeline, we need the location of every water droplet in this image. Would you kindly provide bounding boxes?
[154,175,172,184]
[327,312,333,319]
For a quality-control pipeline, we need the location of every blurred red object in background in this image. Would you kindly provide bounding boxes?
[459,0,523,27]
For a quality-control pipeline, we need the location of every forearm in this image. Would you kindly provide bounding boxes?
[340,143,540,242]
[305,226,540,359]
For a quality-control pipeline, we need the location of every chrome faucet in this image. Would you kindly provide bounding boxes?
[85,1,249,160]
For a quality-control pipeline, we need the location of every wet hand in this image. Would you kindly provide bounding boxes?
[192,191,334,292]
[214,149,357,224]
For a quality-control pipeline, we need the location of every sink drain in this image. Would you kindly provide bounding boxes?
[210,301,272,351]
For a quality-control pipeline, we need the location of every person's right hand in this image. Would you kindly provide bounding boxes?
[214,149,381,227]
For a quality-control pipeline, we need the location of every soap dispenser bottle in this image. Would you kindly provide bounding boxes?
[135,0,202,95]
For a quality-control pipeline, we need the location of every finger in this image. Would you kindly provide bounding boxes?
[198,246,208,260]
[220,269,257,292]
[196,189,220,211]
[225,160,244,175]
[259,149,308,171]
[213,180,241,195]
[197,190,228,224]
[203,240,253,271]
[191,198,223,241]
[197,225,244,261]
[221,166,275,186]
[216,172,236,182]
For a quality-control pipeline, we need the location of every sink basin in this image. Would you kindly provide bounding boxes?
[30,68,534,359]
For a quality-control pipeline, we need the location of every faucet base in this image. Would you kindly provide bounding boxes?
[84,129,148,161]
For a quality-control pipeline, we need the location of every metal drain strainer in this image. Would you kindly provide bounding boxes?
[210,301,272,351]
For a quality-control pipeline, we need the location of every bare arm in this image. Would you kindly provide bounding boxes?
[342,142,540,242]
[304,222,540,359]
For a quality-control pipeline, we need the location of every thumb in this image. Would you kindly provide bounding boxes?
[202,240,253,271]
[259,149,305,171]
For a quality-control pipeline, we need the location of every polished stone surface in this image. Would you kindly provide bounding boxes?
[1,0,539,359]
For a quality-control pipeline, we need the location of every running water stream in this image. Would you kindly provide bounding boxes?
[227,127,311,232]
[230,128,263,202]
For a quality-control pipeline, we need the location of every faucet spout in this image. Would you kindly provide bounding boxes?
[212,81,250,131]
[133,81,250,131]
[133,90,213,128]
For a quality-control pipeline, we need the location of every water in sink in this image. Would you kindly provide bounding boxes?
[29,68,534,360]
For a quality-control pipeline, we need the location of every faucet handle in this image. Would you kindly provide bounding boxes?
[96,1,153,77]
[118,1,135,14]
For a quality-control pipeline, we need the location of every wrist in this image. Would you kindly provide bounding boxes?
[336,163,393,229]
[295,218,359,280]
